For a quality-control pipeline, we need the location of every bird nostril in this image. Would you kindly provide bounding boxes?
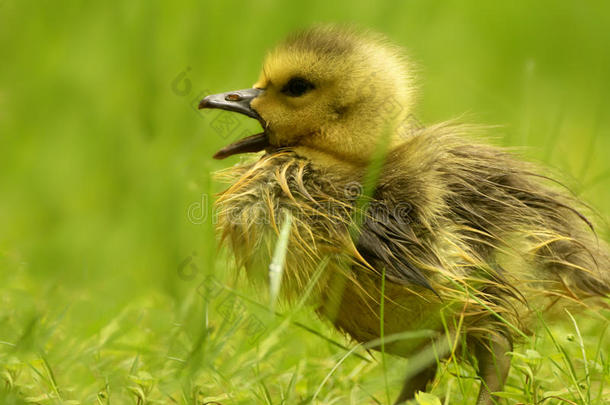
[225,93,242,101]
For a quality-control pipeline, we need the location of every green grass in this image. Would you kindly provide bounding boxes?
[1,0,609,403]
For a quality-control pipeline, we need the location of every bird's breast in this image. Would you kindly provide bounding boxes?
[214,151,445,356]
[214,151,358,293]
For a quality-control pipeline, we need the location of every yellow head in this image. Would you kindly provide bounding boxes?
[200,25,415,164]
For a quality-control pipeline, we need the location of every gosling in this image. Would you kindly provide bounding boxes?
[198,25,610,404]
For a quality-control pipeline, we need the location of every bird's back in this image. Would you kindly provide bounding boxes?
[368,123,610,335]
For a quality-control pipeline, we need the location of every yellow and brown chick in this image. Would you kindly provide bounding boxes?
[199,25,610,404]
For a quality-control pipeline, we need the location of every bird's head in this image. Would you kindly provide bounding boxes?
[200,25,415,164]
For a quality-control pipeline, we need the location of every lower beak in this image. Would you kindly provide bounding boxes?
[198,88,269,159]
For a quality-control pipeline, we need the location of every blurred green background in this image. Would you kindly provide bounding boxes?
[1,1,609,403]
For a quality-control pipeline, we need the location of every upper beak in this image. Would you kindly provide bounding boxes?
[198,88,264,122]
[198,88,269,159]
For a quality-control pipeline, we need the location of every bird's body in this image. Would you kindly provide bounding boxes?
[200,25,610,404]
[216,125,609,351]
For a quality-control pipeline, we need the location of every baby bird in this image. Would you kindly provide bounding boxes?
[199,26,610,404]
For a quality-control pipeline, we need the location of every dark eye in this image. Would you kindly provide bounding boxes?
[281,77,315,97]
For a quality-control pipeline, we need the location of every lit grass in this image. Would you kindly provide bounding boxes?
[1,1,610,404]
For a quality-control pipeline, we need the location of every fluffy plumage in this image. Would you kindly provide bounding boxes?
[205,25,610,404]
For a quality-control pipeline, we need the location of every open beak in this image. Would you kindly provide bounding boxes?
[198,88,269,160]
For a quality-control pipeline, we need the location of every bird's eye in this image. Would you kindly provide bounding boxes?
[281,77,315,97]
